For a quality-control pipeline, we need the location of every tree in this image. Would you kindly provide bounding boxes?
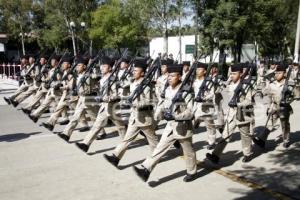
[89,0,148,51]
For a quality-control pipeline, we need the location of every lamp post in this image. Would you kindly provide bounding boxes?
[294,0,300,63]
[19,32,26,55]
[69,21,77,56]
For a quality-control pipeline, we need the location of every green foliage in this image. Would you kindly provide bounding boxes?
[89,0,148,50]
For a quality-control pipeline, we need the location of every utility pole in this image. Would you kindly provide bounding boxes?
[294,0,300,63]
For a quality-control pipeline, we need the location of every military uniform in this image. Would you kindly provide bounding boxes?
[77,71,126,149]
[22,63,50,111]
[58,57,102,141]
[104,63,159,164]
[5,56,31,104]
[29,60,63,122]
[193,63,217,148]
[256,65,294,148]
[13,61,40,105]
[134,64,197,182]
[206,64,254,164]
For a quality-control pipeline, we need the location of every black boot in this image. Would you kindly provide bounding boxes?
[58,133,70,142]
[103,154,120,168]
[133,166,150,182]
[242,154,253,163]
[206,153,220,164]
[183,173,197,182]
[96,133,107,140]
[59,120,70,125]
[42,122,54,131]
[252,137,265,149]
[207,144,216,150]
[173,140,181,149]
[75,142,89,152]
[21,108,31,115]
[283,141,290,149]
[28,114,38,123]
[10,99,19,107]
[3,97,11,105]
[78,126,90,132]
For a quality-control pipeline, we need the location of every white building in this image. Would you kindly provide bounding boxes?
[149,35,255,63]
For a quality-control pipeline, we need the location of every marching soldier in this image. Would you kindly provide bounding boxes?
[41,56,89,131]
[74,56,127,152]
[193,62,218,149]
[253,64,294,149]
[28,55,63,122]
[3,55,30,105]
[132,64,197,183]
[206,63,254,164]
[291,63,300,100]
[210,64,225,133]
[155,59,171,101]
[103,59,159,167]
[181,61,191,81]
[21,54,50,113]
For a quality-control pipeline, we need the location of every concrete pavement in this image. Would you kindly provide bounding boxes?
[0,79,299,200]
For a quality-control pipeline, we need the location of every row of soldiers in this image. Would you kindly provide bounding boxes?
[3,52,299,183]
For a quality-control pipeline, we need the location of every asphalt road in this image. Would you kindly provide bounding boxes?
[0,78,299,200]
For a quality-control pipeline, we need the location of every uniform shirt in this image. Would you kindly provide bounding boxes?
[155,73,168,98]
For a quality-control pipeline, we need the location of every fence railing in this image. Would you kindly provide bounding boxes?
[0,63,22,80]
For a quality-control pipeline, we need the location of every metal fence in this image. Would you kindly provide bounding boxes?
[0,63,21,80]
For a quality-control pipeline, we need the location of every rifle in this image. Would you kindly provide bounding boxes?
[75,51,104,95]
[44,51,68,89]
[24,53,42,78]
[97,48,129,98]
[36,51,56,82]
[228,63,256,108]
[280,66,294,106]
[119,51,138,83]
[126,57,161,104]
[194,53,219,102]
[164,54,203,118]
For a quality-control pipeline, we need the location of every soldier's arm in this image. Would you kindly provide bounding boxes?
[174,93,194,121]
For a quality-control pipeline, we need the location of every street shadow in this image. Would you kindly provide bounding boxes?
[252,130,300,161]
[0,131,42,142]
[87,146,115,155]
[148,167,213,188]
[228,165,300,199]
[118,159,145,170]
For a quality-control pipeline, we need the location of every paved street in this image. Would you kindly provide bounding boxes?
[0,78,299,200]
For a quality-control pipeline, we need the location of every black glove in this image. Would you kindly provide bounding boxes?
[126,97,133,104]
[54,84,62,90]
[228,100,237,108]
[164,111,174,121]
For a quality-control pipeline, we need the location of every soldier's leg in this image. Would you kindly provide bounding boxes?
[142,131,175,172]
[113,125,140,159]
[260,113,279,142]
[141,125,159,152]
[47,101,67,126]
[280,116,290,145]
[238,122,252,156]
[9,84,28,100]
[110,117,126,139]
[81,111,108,146]
[14,86,37,103]
[212,119,237,158]
[179,137,197,175]
[205,117,217,146]
[22,90,46,110]
[62,105,85,137]
[31,94,55,118]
